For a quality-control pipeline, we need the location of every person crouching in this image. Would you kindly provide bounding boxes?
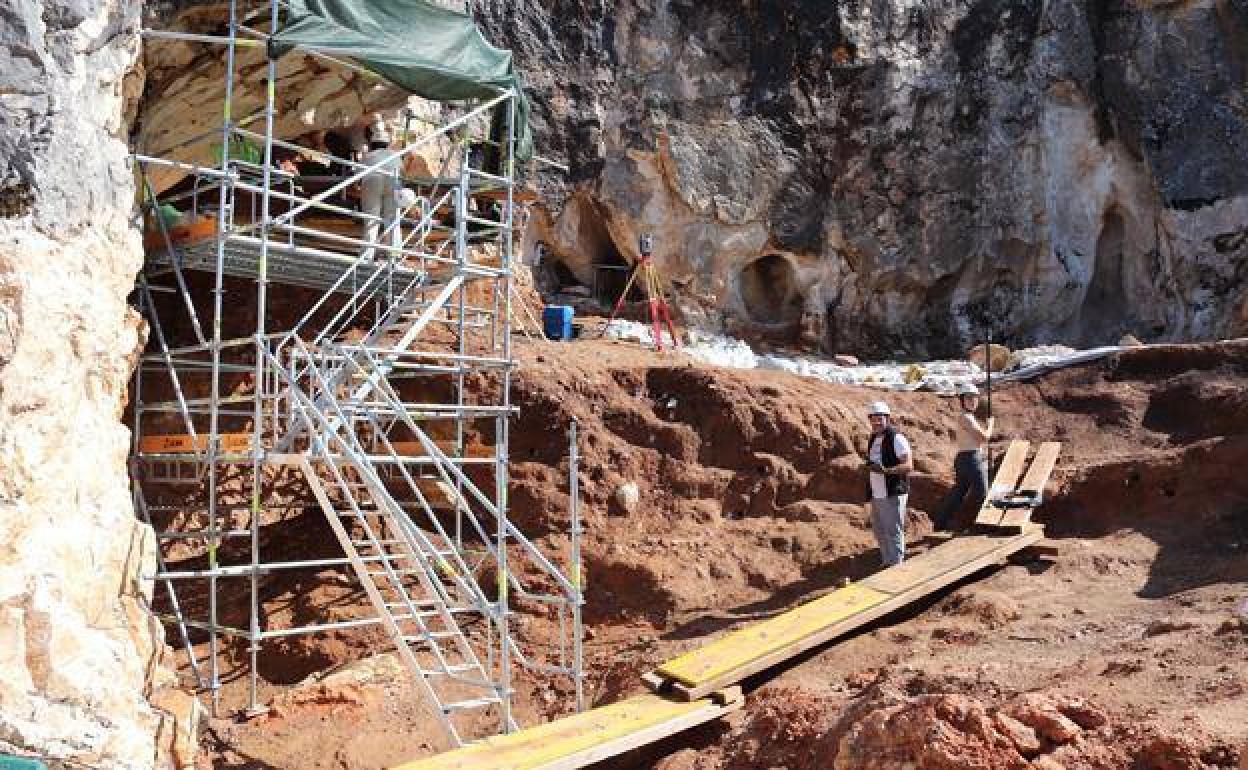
[864,401,913,566]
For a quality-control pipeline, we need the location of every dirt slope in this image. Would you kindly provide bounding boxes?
[199,338,1248,769]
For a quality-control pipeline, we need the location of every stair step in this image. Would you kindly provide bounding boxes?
[427,663,480,675]
[351,539,408,548]
[403,631,460,642]
[442,696,499,712]
[386,600,437,611]
[367,569,423,578]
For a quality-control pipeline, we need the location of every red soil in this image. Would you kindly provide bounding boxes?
[191,337,1248,769]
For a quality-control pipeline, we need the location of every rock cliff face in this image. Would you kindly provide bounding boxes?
[478,0,1248,356]
[0,1,192,768]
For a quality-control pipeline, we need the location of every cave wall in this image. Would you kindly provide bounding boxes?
[478,0,1248,357]
[0,0,194,767]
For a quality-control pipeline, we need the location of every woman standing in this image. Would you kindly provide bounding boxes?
[932,383,994,532]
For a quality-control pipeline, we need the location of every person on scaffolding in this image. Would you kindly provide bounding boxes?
[864,401,913,566]
[931,382,994,533]
[359,116,399,261]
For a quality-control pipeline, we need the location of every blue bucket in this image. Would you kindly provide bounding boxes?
[0,755,47,770]
[543,305,574,340]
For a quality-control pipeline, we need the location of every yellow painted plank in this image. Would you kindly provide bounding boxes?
[655,583,890,687]
[391,694,731,770]
[858,532,1028,594]
[974,440,1032,526]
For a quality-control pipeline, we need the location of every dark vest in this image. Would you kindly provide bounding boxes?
[866,426,911,499]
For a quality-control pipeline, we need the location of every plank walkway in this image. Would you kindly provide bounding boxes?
[651,526,1043,700]
[392,690,742,770]
[393,526,1044,769]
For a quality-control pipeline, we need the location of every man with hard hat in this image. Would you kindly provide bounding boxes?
[359,116,399,261]
[865,401,913,566]
[932,382,994,531]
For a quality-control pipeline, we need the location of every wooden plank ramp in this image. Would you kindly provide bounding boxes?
[390,522,1049,769]
[391,689,742,770]
[650,526,1044,701]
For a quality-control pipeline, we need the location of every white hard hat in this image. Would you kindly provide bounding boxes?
[956,382,979,396]
[368,117,391,145]
[867,401,891,416]
[394,187,418,209]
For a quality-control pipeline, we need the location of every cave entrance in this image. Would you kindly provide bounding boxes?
[591,245,640,306]
[738,254,804,325]
[1080,207,1130,345]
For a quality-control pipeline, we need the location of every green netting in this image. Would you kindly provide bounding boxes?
[272,0,531,160]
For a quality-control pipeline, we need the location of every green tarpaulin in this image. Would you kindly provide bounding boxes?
[272,0,531,160]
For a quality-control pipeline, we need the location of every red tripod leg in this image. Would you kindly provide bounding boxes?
[646,267,664,352]
[660,299,681,348]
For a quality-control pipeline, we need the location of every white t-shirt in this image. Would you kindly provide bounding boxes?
[868,432,911,499]
[359,147,399,217]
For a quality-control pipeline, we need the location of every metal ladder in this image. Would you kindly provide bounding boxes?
[288,373,511,745]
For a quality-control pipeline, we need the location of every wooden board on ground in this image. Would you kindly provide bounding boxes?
[974,440,1032,527]
[656,584,890,688]
[650,527,1044,701]
[857,530,1038,594]
[390,690,742,770]
[997,442,1061,530]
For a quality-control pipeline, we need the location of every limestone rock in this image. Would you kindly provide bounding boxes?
[136,7,459,194]
[477,1,1248,357]
[613,481,641,515]
[0,0,184,767]
[967,343,1013,373]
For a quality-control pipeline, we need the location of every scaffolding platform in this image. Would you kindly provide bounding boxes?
[146,233,431,294]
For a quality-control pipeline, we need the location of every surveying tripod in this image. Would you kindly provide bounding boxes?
[600,233,681,351]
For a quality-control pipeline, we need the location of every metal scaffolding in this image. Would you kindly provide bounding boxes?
[131,0,583,747]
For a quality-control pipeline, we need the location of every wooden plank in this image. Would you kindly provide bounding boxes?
[974,440,1032,526]
[389,441,495,458]
[472,188,541,204]
[390,691,741,770]
[138,433,252,454]
[858,532,1021,595]
[655,584,891,688]
[654,528,1044,701]
[997,442,1061,529]
[1016,442,1061,495]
